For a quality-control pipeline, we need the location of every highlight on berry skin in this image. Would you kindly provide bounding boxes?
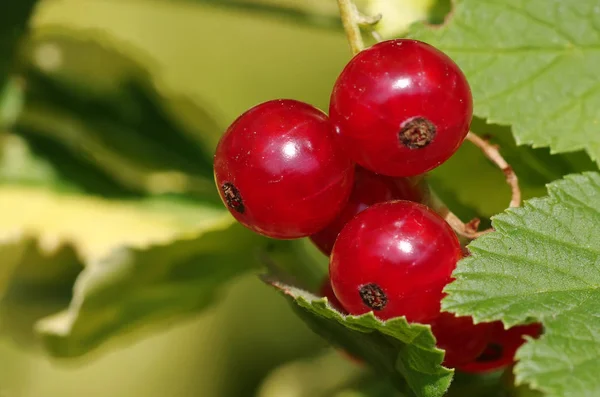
[209,26,533,381]
[329,39,473,177]
[309,165,425,256]
[213,99,354,239]
[329,200,462,323]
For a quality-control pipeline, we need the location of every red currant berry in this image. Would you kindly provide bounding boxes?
[458,322,543,374]
[330,200,461,322]
[310,166,425,256]
[429,313,493,368]
[329,39,473,177]
[214,99,354,239]
[320,276,347,313]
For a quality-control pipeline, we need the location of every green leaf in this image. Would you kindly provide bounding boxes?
[446,371,541,397]
[0,0,36,128]
[441,172,600,397]
[0,78,25,128]
[0,238,81,345]
[14,27,220,198]
[179,0,341,29]
[36,220,264,358]
[258,349,369,397]
[166,0,441,35]
[0,0,39,89]
[0,186,226,260]
[0,132,90,190]
[0,182,267,356]
[408,0,600,165]
[365,0,444,38]
[429,118,597,224]
[267,281,453,397]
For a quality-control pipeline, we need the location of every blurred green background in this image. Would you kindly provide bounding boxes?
[1,0,352,396]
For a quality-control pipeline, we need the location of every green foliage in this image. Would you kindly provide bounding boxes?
[0,24,271,358]
[0,178,268,355]
[15,28,219,198]
[0,0,39,89]
[0,237,81,345]
[0,0,599,396]
[443,172,600,397]
[267,281,453,397]
[257,349,370,397]
[37,218,264,357]
[0,79,25,128]
[182,0,341,28]
[408,0,600,166]
[429,117,596,224]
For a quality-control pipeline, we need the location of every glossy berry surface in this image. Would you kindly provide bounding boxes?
[310,166,425,255]
[429,313,493,368]
[214,99,354,239]
[458,322,543,373]
[330,39,473,177]
[329,200,462,322]
[320,276,347,314]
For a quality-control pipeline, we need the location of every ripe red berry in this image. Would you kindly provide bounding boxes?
[329,200,462,323]
[429,313,493,368]
[214,99,354,239]
[310,166,425,255]
[320,277,347,313]
[458,322,543,373]
[329,39,473,177]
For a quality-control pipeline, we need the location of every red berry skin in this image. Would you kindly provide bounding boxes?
[320,277,347,314]
[214,99,354,239]
[329,39,473,177]
[329,200,462,323]
[458,322,543,374]
[310,166,425,256]
[429,313,493,368]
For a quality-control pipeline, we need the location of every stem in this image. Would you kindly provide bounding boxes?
[337,0,364,55]
[466,132,521,208]
[435,131,522,240]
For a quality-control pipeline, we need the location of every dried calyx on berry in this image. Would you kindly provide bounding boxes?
[329,200,462,323]
[213,99,354,239]
[458,321,543,373]
[330,39,473,177]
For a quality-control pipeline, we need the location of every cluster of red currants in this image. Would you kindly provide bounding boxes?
[214,39,541,372]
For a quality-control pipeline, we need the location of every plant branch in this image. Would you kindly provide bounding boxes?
[337,0,364,55]
[466,131,521,208]
[432,131,522,240]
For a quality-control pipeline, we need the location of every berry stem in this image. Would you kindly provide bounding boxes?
[336,0,365,55]
[466,131,521,208]
[429,131,522,240]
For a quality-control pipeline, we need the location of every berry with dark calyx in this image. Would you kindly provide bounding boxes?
[458,321,543,374]
[214,99,354,239]
[429,313,493,368]
[329,39,473,177]
[329,200,462,323]
[310,166,425,256]
[320,276,347,314]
